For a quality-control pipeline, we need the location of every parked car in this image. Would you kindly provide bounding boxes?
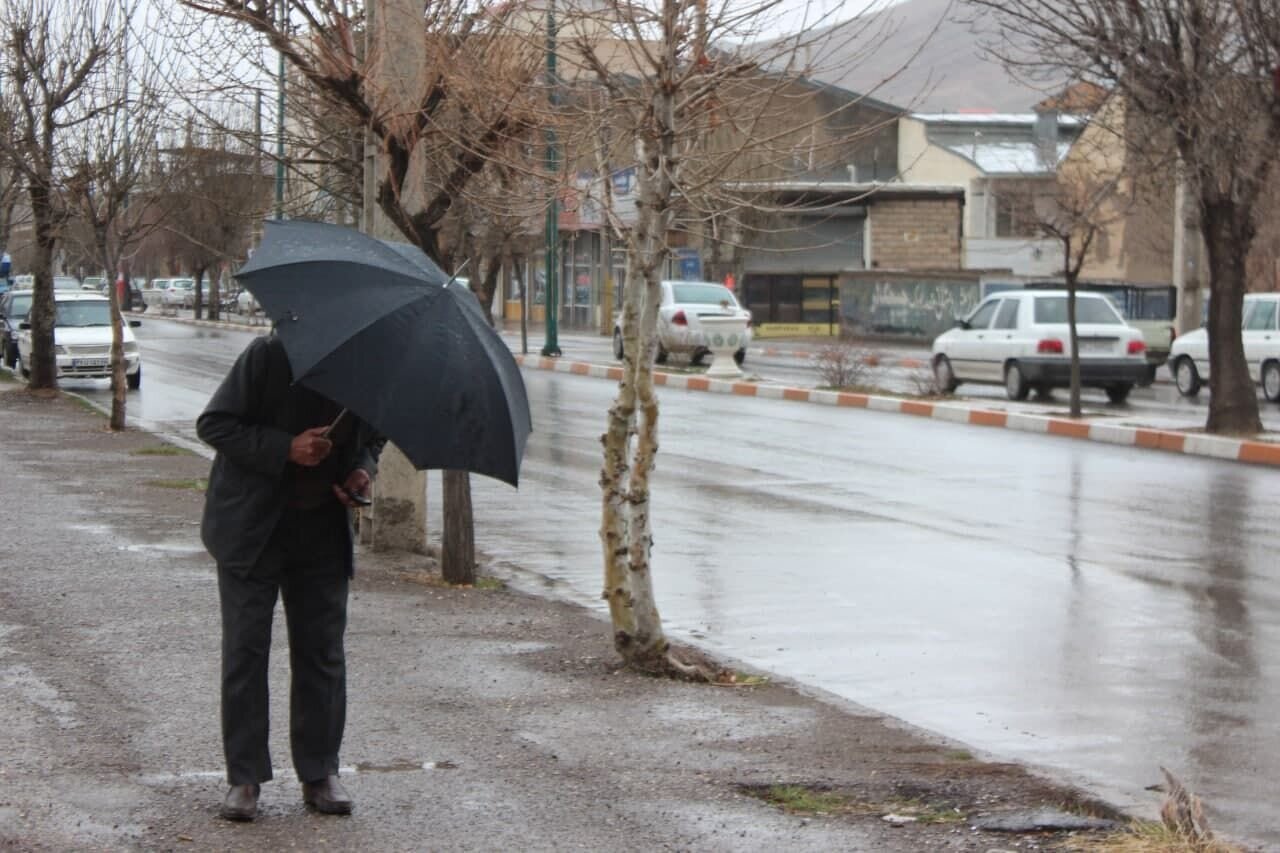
[931,289,1151,403]
[164,278,197,310]
[82,276,106,292]
[235,288,260,315]
[0,289,32,369]
[1166,293,1280,401]
[142,278,171,309]
[612,280,752,366]
[10,275,83,292]
[14,291,142,389]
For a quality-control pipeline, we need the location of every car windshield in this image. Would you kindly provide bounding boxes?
[8,294,32,319]
[1033,296,1123,325]
[55,300,111,327]
[172,279,194,290]
[671,283,737,305]
[53,277,82,290]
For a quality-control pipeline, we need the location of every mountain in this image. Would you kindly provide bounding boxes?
[781,0,1056,113]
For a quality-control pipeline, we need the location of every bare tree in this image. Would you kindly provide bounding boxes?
[0,0,120,390]
[967,0,1280,434]
[568,0,912,676]
[179,0,552,581]
[61,3,171,427]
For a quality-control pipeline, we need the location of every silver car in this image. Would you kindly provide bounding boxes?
[612,280,752,366]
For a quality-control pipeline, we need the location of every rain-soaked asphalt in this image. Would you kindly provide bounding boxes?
[83,318,1280,847]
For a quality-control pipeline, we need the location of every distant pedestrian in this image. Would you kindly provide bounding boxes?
[197,332,385,822]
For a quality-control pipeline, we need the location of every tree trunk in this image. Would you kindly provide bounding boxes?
[1203,201,1262,435]
[1067,275,1081,418]
[209,267,221,322]
[441,469,475,584]
[26,186,60,391]
[102,247,127,431]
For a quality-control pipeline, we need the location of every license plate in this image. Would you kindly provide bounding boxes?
[1078,339,1114,353]
[72,357,109,368]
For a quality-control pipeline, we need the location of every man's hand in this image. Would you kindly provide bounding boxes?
[333,468,372,508]
[289,426,333,467]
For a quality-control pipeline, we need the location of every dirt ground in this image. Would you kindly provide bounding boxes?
[0,385,1237,852]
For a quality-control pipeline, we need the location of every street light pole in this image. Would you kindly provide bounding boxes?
[541,0,562,357]
[275,0,286,220]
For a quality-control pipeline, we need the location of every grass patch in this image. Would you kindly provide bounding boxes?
[944,749,974,762]
[145,478,207,491]
[131,445,190,457]
[713,671,770,686]
[763,785,852,814]
[397,570,505,591]
[1066,820,1245,852]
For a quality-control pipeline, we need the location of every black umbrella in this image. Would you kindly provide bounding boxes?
[235,219,532,487]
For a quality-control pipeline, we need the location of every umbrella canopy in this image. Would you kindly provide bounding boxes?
[235,219,532,487]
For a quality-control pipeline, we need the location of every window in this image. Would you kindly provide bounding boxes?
[993,298,1020,329]
[1033,296,1123,325]
[994,192,1040,238]
[670,283,739,306]
[1244,299,1278,331]
[967,299,1000,329]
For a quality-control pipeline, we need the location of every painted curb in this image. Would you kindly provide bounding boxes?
[513,354,1280,469]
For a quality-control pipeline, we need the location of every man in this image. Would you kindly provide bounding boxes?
[197,332,385,821]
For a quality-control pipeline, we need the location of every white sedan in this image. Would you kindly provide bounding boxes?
[1167,293,1280,401]
[612,280,752,366]
[15,291,142,389]
[932,289,1151,403]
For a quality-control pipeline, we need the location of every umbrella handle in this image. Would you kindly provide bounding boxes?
[321,408,348,439]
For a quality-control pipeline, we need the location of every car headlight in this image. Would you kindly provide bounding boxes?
[123,341,138,354]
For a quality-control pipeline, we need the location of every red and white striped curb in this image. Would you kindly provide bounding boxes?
[513,354,1280,468]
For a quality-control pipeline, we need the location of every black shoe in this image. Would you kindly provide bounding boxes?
[220,783,260,822]
[302,775,353,815]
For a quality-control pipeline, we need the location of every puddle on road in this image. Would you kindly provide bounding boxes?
[118,542,206,555]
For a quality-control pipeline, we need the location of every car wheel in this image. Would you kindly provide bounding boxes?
[127,367,141,391]
[1105,384,1132,404]
[733,348,746,367]
[1174,356,1202,397]
[932,355,958,393]
[612,329,624,360]
[655,344,668,365]
[1004,362,1029,401]
[1263,361,1280,403]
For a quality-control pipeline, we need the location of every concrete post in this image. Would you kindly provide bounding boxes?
[364,0,428,553]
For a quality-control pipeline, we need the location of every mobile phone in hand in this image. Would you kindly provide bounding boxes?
[346,489,372,507]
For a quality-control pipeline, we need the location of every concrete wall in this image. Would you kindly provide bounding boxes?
[838,269,983,342]
[965,237,1064,276]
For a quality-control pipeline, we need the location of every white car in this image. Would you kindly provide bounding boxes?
[15,292,142,389]
[143,278,171,309]
[163,278,197,310]
[1167,293,1280,401]
[235,288,260,315]
[932,289,1151,403]
[612,280,752,366]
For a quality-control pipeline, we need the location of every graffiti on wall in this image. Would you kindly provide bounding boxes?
[839,277,981,341]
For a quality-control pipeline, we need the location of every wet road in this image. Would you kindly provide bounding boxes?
[82,318,1280,847]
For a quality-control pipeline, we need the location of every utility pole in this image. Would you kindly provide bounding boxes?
[541,0,562,357]
[275,0,286,220]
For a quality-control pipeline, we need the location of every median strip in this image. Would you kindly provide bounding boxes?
[512,354,1280,469]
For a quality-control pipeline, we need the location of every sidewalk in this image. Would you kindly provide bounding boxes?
[0,384,1182,852]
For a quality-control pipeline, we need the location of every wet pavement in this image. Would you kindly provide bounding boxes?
[64,318,1280,847]
[1,388,1156,852]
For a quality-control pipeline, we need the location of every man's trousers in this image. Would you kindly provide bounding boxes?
[217,504,350,785]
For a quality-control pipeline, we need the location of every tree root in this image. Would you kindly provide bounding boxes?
[618,643,727,683]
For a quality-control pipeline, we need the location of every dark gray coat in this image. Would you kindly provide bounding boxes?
[197,335,384,577]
